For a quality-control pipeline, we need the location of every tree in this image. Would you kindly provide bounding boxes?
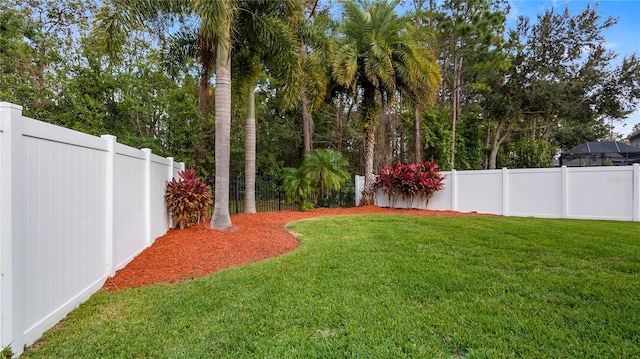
[407,0,438,163]
[0,1,39,111]
[484,4,640,169]
[433,0,508,169]
[332,0,440,205]
[299,1,333,153]
[94,0,236,229]
[0,0,95,120]
[232,0,302,213]
[300,148,350,205]
[282,148,350,210]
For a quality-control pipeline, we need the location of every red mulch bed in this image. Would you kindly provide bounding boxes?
[103,205,481,291]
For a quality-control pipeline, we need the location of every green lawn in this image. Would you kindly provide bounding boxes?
[23,215,640,358]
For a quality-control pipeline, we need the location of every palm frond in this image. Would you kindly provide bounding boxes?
[161,26,199,77]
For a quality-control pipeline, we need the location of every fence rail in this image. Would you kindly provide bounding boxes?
[0,102,184,356]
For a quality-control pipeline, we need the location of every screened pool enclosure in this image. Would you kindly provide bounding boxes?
[560,141,640,167]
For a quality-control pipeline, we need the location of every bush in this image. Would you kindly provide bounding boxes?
[165,169,213,229]
[374,162,444,207]
[282,149,351,211]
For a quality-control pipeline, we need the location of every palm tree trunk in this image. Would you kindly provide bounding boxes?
[450,54,462,169]
[301,43,314,153]
[244,86,257,213]
[301,94,313,153]
[211,30,233,230]
[414,106,422,163]
[197,45,215,114]
[360,124,377,205]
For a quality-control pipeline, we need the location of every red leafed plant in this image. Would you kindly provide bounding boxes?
[374,162,444,207]
[165,170,213,229]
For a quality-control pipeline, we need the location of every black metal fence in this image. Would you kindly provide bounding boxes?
[209,175,356,214]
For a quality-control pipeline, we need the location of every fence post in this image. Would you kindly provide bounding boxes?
[633,163,639,222]
[101,135,116,277]
[278,178,282,211]
[235,175,240,214]
[167,157,174,229]
[450,169,457,211]
[502,167,509,216]
[561,165,568,218]
[142,149,152,246]
[354,175,361,206]
[0,102,23,351]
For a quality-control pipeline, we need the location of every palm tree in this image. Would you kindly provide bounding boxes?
[299,2,333,153]
[282,148,350,210]
[301,149,350,205]
[94,0,236,229]
[332,0,441,205]
[232,0,302,213]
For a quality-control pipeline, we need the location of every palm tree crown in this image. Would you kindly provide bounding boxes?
[332,0,441,205]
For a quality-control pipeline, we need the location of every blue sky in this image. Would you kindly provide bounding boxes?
[508,0,640,137]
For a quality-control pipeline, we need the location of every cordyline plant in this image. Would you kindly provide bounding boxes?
[165,170,213,229]
[374,162,444,207]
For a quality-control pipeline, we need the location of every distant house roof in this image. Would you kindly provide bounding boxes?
[629,131,640,142]
[562,141,640,154]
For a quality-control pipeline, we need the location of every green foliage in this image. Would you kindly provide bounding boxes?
[281,167,315,211]
[282,149,350,210]
[164,170,213,229]
[422,107,453,169]
[374,162,445,206]
[301,149,350,199]
[497,136,557,168]
[488,3,640,162]
[20,216,640,358]
[0,344,13,359]
[454,114,484,170]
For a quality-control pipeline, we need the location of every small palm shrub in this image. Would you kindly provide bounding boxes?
[282,167,315,211]
[165,170,213,229]
[282,149,351,211]
[374,162,444,207]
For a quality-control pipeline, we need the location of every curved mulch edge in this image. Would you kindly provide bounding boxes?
[103,205,486,291]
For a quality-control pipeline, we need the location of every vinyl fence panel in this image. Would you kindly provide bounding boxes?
[455,169,503,214]
[113,143,147,271]
[507,168,563,218]
[566,166,636,221]
[361,165,640,222]
[0,102,184,356]
[17,115,110,353]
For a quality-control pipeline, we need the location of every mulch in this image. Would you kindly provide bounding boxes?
[102,205,481,291]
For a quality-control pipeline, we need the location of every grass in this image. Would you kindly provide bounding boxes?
[23,215,640,358]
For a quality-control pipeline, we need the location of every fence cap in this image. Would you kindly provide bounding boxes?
[0,102,23,110]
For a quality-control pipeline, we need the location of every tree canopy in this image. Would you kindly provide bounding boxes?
[2,0,639,207]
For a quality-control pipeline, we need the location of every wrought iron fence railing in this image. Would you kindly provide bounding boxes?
[207,175,356,214]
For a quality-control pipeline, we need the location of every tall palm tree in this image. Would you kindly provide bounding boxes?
[94,0,236,229]
[332,0,441,205]
[299,2,333,153]
[232,0,302,213]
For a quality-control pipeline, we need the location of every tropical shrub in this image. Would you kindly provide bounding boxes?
[165,169,213,229]
[282,167,315,211]
[374,162,444,207]
[282,149,351,211]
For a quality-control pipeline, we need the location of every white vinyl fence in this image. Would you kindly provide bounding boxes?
[356,165,640,221]
[0,102,184,356]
